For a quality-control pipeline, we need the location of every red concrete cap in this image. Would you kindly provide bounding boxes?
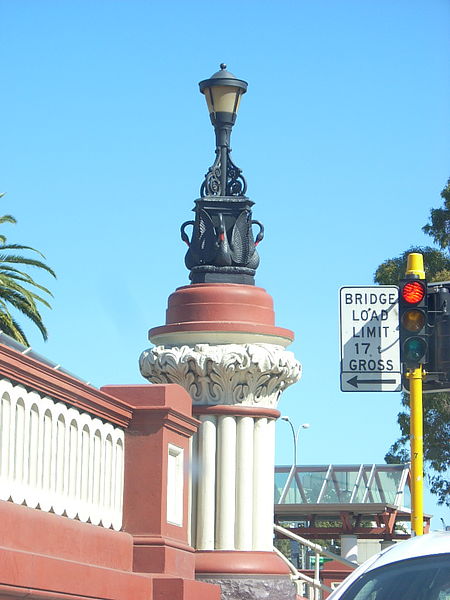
[101,384,192,413]
[195,550,291,575]
[149,284,294,343]
[166,284,275,325]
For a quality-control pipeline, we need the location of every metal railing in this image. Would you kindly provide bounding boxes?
[274,523,356,600]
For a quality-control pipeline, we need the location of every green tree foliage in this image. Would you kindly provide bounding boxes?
[0,194,56,346]
[422,179,450,252]
[375,246,450,286]
[374,241,450,507]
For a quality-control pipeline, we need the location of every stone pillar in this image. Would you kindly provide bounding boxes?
[102,384,221,600]
[140,283,301,600]
[380,540,396,551]
[341,535,358,564]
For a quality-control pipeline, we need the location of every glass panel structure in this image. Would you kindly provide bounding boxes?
[275,464,411,509]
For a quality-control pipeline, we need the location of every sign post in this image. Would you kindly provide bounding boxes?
[340,286,401,392]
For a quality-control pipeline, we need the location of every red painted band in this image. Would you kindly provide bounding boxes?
[132,535,195,553]
[193,405,280,419]
[149,321,294,340]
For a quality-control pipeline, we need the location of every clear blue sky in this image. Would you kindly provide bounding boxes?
[1,0,449,528]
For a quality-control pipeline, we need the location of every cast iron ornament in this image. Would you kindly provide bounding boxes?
[200,150,247,198]
[181,65,264,285]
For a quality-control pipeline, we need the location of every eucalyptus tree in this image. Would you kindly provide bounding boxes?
[422,179,450,253]
[374,178,450,507]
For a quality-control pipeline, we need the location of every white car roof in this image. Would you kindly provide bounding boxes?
[327,532,450,599]
[366,531,450,571]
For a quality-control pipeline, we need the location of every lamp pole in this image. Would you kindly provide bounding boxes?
[281,416,310,472]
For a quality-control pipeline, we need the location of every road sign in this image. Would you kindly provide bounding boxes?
[340,286,401,392]
[310,556,333,567]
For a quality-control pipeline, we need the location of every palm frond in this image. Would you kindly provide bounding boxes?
[0,289,48,340]
[0,253,57,277]
[0,201,55,343]
[0,215,17,226]
[0,243,46,257]
[0,312,29,346]
[0,279,52,310]
[0,270,54,297]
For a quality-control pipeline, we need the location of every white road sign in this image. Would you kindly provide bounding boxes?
[340,286,401,392]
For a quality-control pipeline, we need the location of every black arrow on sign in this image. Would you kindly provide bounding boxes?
[347,376,398,389]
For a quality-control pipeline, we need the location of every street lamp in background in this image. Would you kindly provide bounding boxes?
[281,416,310,471]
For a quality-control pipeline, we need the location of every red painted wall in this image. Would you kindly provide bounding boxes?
[0,341,220,600]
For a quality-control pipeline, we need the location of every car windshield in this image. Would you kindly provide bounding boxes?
[337,554,450,600]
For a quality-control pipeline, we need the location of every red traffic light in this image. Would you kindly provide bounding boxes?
[401,281,426,304]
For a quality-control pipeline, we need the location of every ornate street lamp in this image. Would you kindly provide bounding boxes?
[199,63,248,197]
[181,64,264,285]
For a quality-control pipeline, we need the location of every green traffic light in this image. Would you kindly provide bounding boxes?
[403,337,427,363]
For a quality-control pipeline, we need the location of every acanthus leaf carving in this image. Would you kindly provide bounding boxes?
[139,343,301,408]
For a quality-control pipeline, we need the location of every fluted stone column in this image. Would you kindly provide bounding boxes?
[141,342,300,551]
[140,283,301,600]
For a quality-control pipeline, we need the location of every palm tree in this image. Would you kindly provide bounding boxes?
[0,194,56,346]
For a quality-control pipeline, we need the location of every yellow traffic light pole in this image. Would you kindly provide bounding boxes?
[405,253,425,536]
[407,366,424,536]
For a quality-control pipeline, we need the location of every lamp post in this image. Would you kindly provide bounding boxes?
[281,416,310,475]
[140,66,302,600]
[199,63,248,197]
[181,64,264,285]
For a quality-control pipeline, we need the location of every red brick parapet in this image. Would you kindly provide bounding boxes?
[0,342,132,427]
[0,498,220,600]
[0,500,151,600]
[102,384,200,579]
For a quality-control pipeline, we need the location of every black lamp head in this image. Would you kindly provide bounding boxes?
[199,64,248,128]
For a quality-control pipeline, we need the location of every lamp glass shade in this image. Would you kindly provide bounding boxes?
[204,85,242,115]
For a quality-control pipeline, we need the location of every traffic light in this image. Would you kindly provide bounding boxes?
[424,282,450,391]
[399,278,428,369]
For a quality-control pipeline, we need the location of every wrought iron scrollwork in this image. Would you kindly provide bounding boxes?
[200,151,222,197]
[226,154,247,196]
[200,148,247,197]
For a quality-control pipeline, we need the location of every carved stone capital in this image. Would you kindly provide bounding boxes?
[139,343,301,408]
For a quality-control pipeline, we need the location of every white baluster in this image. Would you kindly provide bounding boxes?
[0,378,124,530]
